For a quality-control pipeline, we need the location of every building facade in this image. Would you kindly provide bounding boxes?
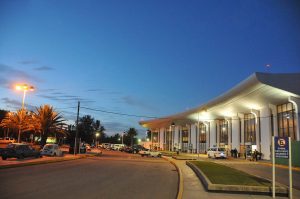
[139,73,300,160]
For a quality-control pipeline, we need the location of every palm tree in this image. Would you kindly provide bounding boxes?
[34,105,65,146]
[127,128,137,147]
[0,110,31,142]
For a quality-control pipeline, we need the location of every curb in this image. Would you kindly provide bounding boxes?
[186,161,288,196]
[162,156,183,199]
[0,154,95,170]
[172,156,197,160]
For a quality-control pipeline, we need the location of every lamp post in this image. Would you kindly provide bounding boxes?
[15,84,35,109]
[96,132,100,147]
[171,122,175,151]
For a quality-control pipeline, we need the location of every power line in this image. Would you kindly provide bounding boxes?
[80,106,159,119]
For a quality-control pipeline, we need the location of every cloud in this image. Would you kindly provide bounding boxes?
[0,63,41,88]
[86,88,103,92]
[33,66,54,71]
[1,97,36,111]
[102,121,130,134]
[121,96,157,111]
[86,88,121,95]
[18,60,38,65]
[36,93,95,104]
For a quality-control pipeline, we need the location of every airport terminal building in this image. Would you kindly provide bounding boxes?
[139,73,300,160]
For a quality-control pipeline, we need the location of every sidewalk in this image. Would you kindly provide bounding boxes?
[0,153,98,169]
[164,156,293,199]
[169,152,300,171]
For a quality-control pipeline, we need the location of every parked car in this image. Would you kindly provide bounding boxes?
[1,143,41,160]
[85,144,91,151]
[131,145,147,154]
[207,147,227,159]
[123,146,133,153]
[0,137,16,144]
[139,149,162,157]
[101,143,111,149]
[41,144,63,156]
[112,144,125,151]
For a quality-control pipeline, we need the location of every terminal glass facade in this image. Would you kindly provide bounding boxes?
[219,120,228,144]
[199,123,207,153]
[181,127,189,152]
[244,113,256,144]
[277,102,297,140]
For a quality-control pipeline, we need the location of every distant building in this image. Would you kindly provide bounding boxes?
[139,72,300,160]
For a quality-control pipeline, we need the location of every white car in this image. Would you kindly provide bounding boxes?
[41,144,63,157]
[207,147,227,159]
[0,137,16,144]
[139,149,162,157]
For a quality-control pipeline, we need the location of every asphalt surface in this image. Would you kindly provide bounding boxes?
[0,150,178,199]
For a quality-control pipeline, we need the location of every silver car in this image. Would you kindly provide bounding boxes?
[41,144,63,156]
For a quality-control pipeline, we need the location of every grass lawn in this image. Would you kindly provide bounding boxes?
[191,161,272,186]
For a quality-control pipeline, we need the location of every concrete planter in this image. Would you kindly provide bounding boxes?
[186,161,288,196]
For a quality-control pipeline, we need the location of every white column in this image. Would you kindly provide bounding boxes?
[251,109,261,152]
[289,96,300,141]
[178,126,182,150]
[231,116,240,152]
[269,104,278,137]
[210,120,217,148]
[173,126,179,150]
[238,113,245,145]
[159,128,165,150]
[226,118,232,150]
[204,122,210,151]
[260,106,272,160]
[216,120,220,147]
[191,124,197,153]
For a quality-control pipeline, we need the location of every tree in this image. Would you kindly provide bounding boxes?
[127,128,137,147]
[0,109,9,137]
[77,115,106,144]
[34,105,65,146]
[0,109,31,142]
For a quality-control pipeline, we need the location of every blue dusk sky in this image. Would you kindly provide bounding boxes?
[0,0,300,136]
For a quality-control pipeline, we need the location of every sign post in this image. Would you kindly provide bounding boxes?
[274,136,292,199]
[272,136,275,198]
[289,137,293,199]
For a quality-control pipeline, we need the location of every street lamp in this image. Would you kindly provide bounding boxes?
[96,132,100,147]
[15,83,35,109]
[122,132,124,144]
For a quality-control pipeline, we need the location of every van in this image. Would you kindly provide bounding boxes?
[101,143,111,149]
[207,147,227,159]
[112,144,125,151]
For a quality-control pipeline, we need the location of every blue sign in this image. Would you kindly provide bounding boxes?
[275,137,289,159]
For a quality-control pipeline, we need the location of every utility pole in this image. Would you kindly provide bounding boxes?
[74,101,80,155]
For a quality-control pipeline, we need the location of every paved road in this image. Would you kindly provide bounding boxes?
[0,150,178,199]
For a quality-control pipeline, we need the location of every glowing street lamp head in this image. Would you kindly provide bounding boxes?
[14,83,35,109]
[15,84,35,91]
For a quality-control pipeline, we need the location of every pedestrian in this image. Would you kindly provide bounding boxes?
[233,148,237,158]
[254,149,258,161]
[230,149,234,157]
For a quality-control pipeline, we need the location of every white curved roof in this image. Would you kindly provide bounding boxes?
[140,72,300,128]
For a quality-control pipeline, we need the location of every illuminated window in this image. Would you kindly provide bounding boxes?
[277,102,296,140]
[152,132,158,143]
[219,120,228,144]
[182,127,189,143]
[244,114,256,143]
[199,123,206,143]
